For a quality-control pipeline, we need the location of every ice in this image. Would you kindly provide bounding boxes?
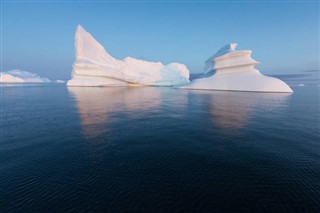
[53,80,65,83]
[0,70,51,83]
[67,25,292,92]
[181,44,293,93]
[67,25,190,87]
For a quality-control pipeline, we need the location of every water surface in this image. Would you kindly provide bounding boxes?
[1,85,320,212]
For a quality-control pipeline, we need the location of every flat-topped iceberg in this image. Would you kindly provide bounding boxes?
[67,25,190,87]
[0,70,51,83]
[181,44,293,93]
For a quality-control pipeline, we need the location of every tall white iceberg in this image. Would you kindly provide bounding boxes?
[182,44,293,93]
[67,25,190,87]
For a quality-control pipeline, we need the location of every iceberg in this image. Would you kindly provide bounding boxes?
[67,25,190,87]
[0,70,51,83]
[53,80,65,84]
[181,44,293,93]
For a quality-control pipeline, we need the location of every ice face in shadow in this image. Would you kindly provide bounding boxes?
[181,44,293,93]
[68,87,161,138]
[67,25,190,87]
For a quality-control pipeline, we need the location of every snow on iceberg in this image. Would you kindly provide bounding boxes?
[0,70,51,83]
[67,25,190,87]
[181,44,293,93]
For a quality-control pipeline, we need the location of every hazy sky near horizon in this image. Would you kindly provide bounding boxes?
[2,1,319,80]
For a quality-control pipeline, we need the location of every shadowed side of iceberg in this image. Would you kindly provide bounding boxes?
[181,44,293,93]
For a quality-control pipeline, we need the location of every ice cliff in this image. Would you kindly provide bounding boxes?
[181,44,293,93]
[67,25,190,87]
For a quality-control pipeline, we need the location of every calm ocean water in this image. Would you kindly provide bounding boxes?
[1,85,320,212]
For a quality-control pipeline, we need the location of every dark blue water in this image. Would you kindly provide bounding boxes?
[1,85,320,212]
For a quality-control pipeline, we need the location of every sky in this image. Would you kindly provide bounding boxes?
[1,0,319,80]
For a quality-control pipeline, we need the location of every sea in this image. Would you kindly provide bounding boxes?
[1,83,320,212]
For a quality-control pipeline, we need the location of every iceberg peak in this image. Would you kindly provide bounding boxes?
[75,25,118,67]
[213,43,238,58]
[204,43,243,73]
[205,43,238,64]
[76,24,85,32]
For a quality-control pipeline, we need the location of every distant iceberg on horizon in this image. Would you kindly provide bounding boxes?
[0,70,65,84]
[67,25,190,87]
[67,25,292,93]
[181,43,293,93]
[0,70,52,83]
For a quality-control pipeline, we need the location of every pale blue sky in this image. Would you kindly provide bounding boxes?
[2,1,319,80]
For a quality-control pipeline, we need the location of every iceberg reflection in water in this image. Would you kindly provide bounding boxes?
[207,91,291,131]
[69,87,291,138]
[68,87,162,139]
